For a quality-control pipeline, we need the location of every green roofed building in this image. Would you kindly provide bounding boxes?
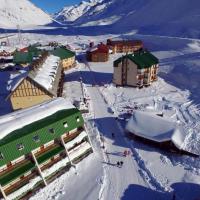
[51,47,76,71]
[113,50,159,87]
[13,51,34,66]
[13,46,43,66]
[0,98,92,199]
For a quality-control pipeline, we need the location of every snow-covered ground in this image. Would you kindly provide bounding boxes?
[0,31,200,200]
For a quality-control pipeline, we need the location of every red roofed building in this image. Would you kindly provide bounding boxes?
[86,43,109,62]
[107,39,143,54]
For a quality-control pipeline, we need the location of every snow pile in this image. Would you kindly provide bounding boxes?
[126,110,187,150]
[7,176,42,200]
[0,98,75,140]
[0,0,52,28]
[68,142,91,160]
[54,0,102,23]
[33,55,60,90]
[42,157,70,178]
[65,131,88,150]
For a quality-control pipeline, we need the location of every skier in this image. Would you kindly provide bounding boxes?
[116,161,120,167]
[120,161,124,167]
[111,132,115,138]
[123,150,128,157]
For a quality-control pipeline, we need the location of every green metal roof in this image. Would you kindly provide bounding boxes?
[51,48,75,60]
[0,108,84,167]
[28,46,42,57]
[0,161,35,186]
[114,51,159,69]
[13,51,33,64]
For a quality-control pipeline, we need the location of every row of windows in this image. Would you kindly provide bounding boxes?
[0,116,81,160]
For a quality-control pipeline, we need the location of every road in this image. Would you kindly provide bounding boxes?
[81,62,147,200]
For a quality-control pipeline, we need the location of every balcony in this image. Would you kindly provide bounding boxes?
[65,131,88,150]
[36,145,65,165]
[0,160,35,187]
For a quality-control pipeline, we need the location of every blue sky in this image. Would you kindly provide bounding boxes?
[31,0,82,13]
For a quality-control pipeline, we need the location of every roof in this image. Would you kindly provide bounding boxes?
[30,55,61,91]
[51,47,75,60]
[8,55,62,97]
[0,98,84,167]
[28,45,42,57]
[126,111,187,150]
[109,40,143,47]
[13,51,33,64]
[114,51,159,69]
[0,98,75,141]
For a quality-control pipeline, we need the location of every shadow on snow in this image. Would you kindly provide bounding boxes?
[121,182,200,200]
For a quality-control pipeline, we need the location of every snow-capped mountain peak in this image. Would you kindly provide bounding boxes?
[0,0,52,28]
[54,0,103,23]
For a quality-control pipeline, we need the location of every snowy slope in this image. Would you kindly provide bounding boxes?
[54,0,102,23]
[0,0,52,28]
[55,0,200,38]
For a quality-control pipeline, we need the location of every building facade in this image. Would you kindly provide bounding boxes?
[0,98,93,200]
[107,39,143,54]
[113,51,159,87]
[8,54,64,110]
[52,47,76,71]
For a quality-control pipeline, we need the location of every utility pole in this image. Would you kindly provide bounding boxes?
[17,24,22,46]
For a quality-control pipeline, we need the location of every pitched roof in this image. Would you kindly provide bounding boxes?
[51,47,75,60]
[114,51,159,69]
[126,111,190,152]
[8,55,62,98]
[92,44,109,54]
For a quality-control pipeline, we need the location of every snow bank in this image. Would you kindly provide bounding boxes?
[126,110,187,150]
[0,98,75,140]
[69,142,91,160]
[33,55,60,90]
[65,131,88,150]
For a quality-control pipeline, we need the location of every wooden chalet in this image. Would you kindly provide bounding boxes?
[113,50,159,87]
[0,98,93,200]
[126,110,199,157]
[107,39,143,54]
[7,54,64,110]
[51,47,76,71]
[86,43,109,62]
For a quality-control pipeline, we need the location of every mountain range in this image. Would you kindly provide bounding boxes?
[0,0,200,38]
[55,0,200,38]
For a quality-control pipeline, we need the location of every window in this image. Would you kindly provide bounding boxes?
[49,128,55,134]
[33,135,40,142]
[17,143,24,151]
[0,153,4,160]
[63,122,68,128]
[76,116,80,122]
